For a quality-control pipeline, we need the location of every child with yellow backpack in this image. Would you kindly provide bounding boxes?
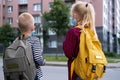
[63,1,107,80]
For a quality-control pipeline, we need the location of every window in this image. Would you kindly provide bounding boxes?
[33,15,41,23]
[48,29,56,35]
[19,0,27,4]
[48,41,57,48]
[7,17,13,24]
[8,0,12,2]
[33,4,41,11]
[7,6,13,13]
[49,2,53,10]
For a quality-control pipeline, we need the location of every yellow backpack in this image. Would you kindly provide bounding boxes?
[71,25,108,80]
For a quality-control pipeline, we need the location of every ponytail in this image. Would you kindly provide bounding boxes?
[87,3,98,38]
[71,1,98,38]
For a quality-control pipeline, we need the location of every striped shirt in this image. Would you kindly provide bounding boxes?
[26,36,45,79]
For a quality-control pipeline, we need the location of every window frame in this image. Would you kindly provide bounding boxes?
[33,3,41,11]
[7,17,13,24]
[7,6,13,13]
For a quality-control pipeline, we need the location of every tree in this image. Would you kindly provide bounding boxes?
[0,24,19,48]
[43,0,70,58]
[118,33,120,45]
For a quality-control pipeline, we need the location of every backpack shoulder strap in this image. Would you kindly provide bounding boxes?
[16,34,32,64]
[76,24,98,41]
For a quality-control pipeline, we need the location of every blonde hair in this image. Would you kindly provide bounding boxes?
[71,1,97,37]
[18,12,34,32]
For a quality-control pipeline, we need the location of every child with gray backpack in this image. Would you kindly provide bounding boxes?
[3,12,45,80]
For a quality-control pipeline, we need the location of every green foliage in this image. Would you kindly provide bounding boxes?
[43,0,70,57]
[118,38,120,44]
[105,52,120,63]
[105,52,120,58]
[43,0,70,36]
[43,55,68,62]
[118,32,120,44]
[0,24,19,47]
[43,25,49,46]
[118,33,120,45]
[105,52,116,57]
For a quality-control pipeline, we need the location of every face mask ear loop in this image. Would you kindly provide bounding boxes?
[31,30,35,36]
[71,17,77,27]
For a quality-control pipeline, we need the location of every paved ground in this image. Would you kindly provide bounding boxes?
[0,59,4,80]
[1,58,120,80]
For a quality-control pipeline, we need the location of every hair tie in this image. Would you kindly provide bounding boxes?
[86,3,88,7]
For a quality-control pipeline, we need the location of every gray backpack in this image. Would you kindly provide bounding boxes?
[3,36,36,80]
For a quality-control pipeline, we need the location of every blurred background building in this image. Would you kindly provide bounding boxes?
[0,0,120,54]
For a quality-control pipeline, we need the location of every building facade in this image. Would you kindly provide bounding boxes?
[0,0,54,27]
[93,0,120,54]
[0,0,120,54]
[0,0,3,26]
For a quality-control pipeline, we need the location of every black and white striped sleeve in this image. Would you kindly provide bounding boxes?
[32,37,45,66]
